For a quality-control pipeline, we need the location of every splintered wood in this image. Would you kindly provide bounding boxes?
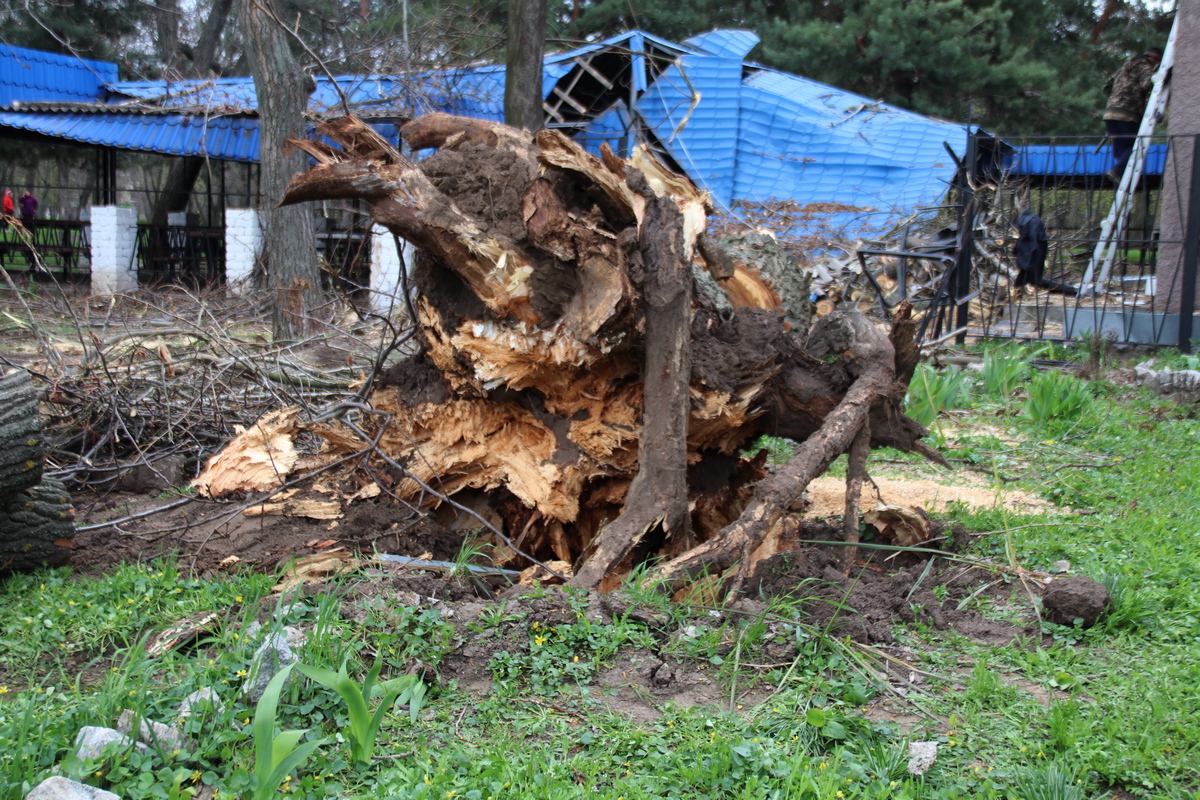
[192,407,301,496]
[197,112,943,594]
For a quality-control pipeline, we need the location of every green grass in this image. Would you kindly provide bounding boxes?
[3,341,1200,798]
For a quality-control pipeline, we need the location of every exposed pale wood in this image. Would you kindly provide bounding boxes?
[192,407,301,497]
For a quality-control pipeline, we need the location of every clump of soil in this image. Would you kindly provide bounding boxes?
[1042,575,1109,628]
[748,522,1032,645]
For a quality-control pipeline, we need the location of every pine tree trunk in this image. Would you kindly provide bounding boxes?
[239,0,322,340]
[504,0,547,132]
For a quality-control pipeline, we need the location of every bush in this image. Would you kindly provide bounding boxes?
[982,346,1032,397]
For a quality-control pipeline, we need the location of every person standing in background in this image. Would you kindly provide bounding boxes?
[1103,47,1164,183]
[18,190,37,229]
[2,190,13,219]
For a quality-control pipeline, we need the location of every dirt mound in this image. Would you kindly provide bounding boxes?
[748,523,1032,645]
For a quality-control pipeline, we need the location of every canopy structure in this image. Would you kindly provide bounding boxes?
[0,31,973,239]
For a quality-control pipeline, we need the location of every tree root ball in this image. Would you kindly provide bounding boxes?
[1042,575,1110,628]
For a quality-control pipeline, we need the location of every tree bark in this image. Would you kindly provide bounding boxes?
[568,169,693,589]
[650,312,896,595]
[239,0,322,340]
[149,0,235,226]
[0,369,46,495]
[840,418,870,572]
[0,479,75,574]
[504,0,547,133]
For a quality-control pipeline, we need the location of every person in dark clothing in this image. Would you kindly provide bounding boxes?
[1014,209,1076,296]
[1103,48,1163,183]
[18,191,37,228]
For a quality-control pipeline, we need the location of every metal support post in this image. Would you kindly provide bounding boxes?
[1178,134,1200,352]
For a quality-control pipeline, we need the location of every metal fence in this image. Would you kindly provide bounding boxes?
[946,131,1200,348]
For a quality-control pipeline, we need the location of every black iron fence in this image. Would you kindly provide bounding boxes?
[915,130,1200,348]
[135,224,226,287]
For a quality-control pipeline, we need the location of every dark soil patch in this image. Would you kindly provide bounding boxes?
[747,522,1035,645]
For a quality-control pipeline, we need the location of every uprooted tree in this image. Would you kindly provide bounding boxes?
[231,112,944,596]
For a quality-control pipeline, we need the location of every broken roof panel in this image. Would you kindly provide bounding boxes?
[683,30,760,60]
[733,67,963,237]
[637,54,743,207]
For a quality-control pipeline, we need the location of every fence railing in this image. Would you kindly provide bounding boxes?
[924,131,1200,348]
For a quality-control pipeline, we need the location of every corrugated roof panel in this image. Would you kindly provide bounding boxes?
[0,44,114,105]
[637,54,743,207]
[683,30,760,59]
[0,110,262,160]
[1005,143,1167,176]
[732,69,964,238]
[577,103,630,156]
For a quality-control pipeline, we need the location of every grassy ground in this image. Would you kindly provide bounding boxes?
[2,342,1199,800]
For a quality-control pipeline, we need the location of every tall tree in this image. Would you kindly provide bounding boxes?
[237,0,323,339]
[504,0,547,131]
[150,0,235,225]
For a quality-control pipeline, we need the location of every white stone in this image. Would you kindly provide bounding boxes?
[177,687,224,721]
[907,741,939,775]
[73,726,145,761]
[116,710,187,752]
[88,206,138,295]
[25,776,121,800]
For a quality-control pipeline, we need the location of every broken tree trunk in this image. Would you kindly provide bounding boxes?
[0,369,75,574]
[271,112,937,594]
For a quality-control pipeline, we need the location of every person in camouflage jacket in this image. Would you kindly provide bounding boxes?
[1103,48,1163,182]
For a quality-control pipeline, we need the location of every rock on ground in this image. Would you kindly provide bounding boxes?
[116,710,187,752]
[73,727,145,761]
[1042,575,1110,628]
[25,776,121,800]
[177,687,223,722]
[242,632,300,701]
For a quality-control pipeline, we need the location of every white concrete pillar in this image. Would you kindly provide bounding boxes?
[224,208,262,294]
[89,206,139,295]
[368,225,413,313]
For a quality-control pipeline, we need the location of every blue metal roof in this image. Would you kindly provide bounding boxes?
[683,30,760,60]
[1004,143,1167,176]
[732,68,964,237]
[0,110,259,160]
[0,44,116,105]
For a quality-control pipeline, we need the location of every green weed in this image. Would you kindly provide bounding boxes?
[297,657,425,766]
[1024,370,1093,425]
[906,363,970,428]
[981,346,1032,396]
[239,665,325,800]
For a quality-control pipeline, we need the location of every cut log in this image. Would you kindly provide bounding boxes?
[0,478,75,574]
[270,113,939,595]
[0,369,46,495]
